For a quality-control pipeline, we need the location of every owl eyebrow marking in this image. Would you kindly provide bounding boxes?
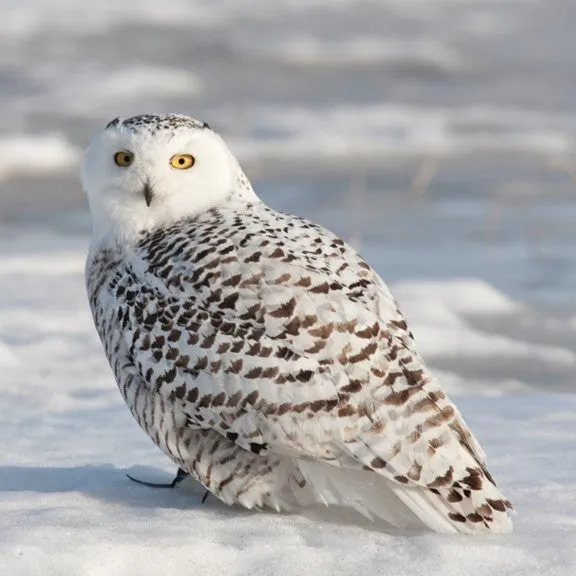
[106,117,120,129]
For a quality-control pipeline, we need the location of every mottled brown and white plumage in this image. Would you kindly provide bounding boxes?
[83,113,513,534]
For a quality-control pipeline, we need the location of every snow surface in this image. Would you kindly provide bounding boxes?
[0,0,544,39]
[0,233,574,576]
[394,280,574,363]
[225,104,575,164]
[1,0,575,572]
[237,36,464,71]
[26,65,204,118]
[0,0,574,166]
[0,135,79,183]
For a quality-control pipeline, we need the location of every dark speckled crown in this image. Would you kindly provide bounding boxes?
[105,113,211,135]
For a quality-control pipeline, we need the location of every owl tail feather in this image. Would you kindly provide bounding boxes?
[293,459,513,534]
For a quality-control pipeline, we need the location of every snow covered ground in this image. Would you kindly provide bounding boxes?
[0,231,574,576]
[1,0,576,573]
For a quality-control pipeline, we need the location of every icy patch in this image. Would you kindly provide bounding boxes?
[0,135,80,182]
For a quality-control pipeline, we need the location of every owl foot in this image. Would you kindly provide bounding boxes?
[126,467,189,489]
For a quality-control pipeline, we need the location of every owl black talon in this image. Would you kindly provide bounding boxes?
[202,490,210,504]
[170,467,190,487]
[126,467,189,489]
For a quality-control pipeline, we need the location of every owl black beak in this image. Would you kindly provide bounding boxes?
[143,181,154,207]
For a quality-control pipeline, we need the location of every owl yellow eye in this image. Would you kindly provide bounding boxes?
[170,154,195,170]
[114,151,134,167]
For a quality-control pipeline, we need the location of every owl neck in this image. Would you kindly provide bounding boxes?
[228,158,259,202]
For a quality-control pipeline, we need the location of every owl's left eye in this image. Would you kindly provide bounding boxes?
[170,154,195,170]
[114,151,134,167]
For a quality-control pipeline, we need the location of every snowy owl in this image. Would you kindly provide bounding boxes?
[83,113,513,534]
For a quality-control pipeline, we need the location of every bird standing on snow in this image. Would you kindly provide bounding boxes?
[83,113,513,534]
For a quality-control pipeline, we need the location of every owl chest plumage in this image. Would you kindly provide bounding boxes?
[87,205,421,456]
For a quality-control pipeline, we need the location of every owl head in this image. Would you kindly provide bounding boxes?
[81,113,252,241]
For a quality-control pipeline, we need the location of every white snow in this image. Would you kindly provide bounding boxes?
[25,65,204,118]
[0,0,542,38]
[394,279,521,316]
[238,36,464,71]
[0,233,574,575]
[0,135,80,182]
[224,104,575,165]
[393,280,575,363]
[0,0,574,570]
[0,0,568,165]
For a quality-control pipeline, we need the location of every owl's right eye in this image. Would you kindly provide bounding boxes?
[114,151,134,167]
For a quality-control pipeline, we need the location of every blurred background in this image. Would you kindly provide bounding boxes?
[1,0,575,401]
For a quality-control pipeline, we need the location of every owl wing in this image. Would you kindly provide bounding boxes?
[116,211,511,533]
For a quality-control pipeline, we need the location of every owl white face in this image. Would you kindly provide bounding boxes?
[81,114,237,241]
